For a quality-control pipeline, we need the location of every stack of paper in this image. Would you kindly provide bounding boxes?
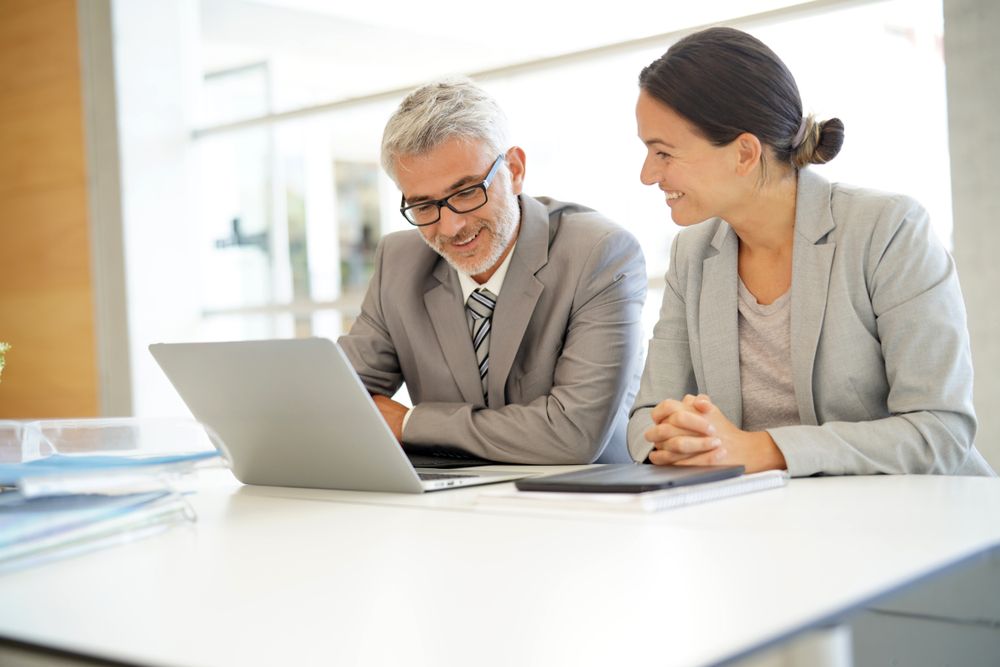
[0,489,192,571]
[0,420,223,572]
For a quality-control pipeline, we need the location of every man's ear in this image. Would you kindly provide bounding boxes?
[734,133,762,177]
[506,146,526,195]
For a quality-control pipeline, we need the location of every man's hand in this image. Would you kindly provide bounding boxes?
[371,394,408,443]
[645,394,787,473]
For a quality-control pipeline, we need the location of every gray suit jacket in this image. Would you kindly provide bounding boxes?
[340,194,646,464]
[628,169,994,476]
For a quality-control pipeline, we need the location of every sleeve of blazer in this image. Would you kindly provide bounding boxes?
[336,239,405,398]
[626,233,698,463]
[771,195,986,476]
[402,227,647,464]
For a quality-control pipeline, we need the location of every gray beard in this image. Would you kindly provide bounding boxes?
[428,196,520,277]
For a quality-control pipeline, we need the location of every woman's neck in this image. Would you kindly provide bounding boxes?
[726,170,798,253]
[730,170,799,305]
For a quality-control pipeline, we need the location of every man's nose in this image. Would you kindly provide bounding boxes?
[436,206,467,237]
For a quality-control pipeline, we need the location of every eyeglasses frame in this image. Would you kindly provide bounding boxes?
[398,153,505,227]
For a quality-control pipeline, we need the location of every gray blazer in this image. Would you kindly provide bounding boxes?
[628,169,993,476]
[340,194,646,464]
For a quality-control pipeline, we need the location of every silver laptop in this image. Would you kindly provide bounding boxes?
[149,338,529,493]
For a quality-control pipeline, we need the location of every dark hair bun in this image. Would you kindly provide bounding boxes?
[793,117,845,168]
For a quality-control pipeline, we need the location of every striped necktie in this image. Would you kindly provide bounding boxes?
[466,288,497,403]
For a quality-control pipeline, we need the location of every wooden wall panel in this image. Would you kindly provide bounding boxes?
[0,0,99,417]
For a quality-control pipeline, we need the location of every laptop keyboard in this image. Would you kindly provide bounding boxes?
[406,447,494,469]
[418,472,477,481]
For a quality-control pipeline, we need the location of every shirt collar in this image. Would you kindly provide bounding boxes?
[457,240,517,303]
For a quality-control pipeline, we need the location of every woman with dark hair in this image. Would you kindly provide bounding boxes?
[629,26,993,476]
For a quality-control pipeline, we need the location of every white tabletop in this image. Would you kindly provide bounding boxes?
[2,472,999,667]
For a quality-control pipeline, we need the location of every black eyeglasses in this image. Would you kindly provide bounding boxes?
[399,154,505,226]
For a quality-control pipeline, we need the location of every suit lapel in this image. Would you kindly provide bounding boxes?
[700,222,743,425]
[790,169,836,426]
[424,261,485,406]
[488,195,547,407]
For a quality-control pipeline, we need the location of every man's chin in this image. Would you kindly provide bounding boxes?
[448,258,488,276]
[441,250,495,277]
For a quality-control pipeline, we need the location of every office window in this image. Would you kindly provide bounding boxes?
[113,0,948,416]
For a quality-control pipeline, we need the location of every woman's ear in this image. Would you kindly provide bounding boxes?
[733,132,762,176]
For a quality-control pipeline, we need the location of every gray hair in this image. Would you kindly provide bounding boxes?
[380,76,510,183]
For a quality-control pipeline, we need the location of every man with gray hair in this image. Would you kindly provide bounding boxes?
[338,77,645,463]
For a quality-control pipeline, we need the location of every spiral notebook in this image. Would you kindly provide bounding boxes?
[477,470,789,514]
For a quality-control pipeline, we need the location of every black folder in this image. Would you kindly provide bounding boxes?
[514,464,745,493]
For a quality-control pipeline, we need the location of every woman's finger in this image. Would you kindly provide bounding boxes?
[666,408,715,436]
[653,434,720,455]
[650,398,688,424]
[672,448,728,466]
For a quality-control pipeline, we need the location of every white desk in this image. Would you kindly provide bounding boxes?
[1,472,999,667]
